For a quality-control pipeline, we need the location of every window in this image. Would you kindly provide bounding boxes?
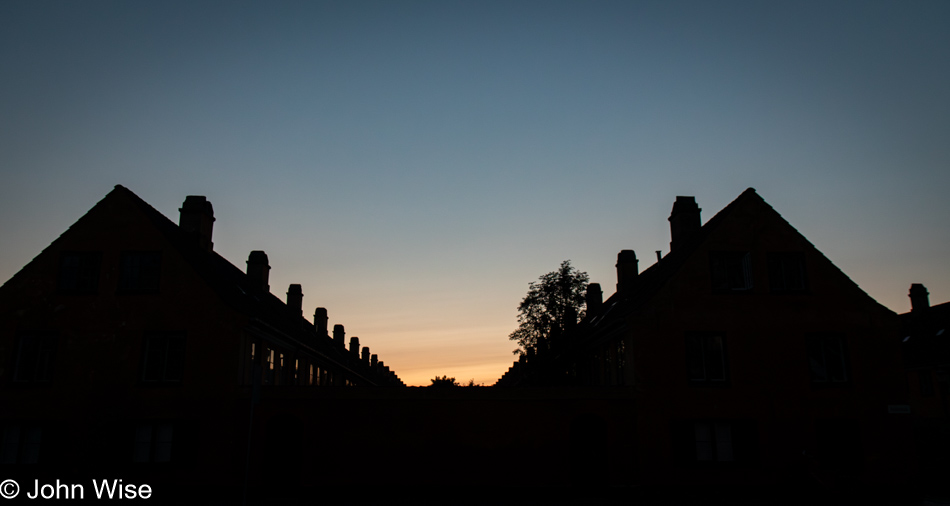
[264,348,275,385]
[1,424,42,464]
[58,252,101,294]
[132,423,173,463]
[141,333,185,383]
[686,333,727,384]
[13,332,57,383]
[118,251,161,292]
[768,252,807,293]
[694,421,734,462]
[807,334,849,384]
[309,364,315,386]
[673,420,757,466]
[710,251,752,292]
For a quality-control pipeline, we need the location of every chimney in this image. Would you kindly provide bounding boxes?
[333,324,345,347]
[586,283,603,316]
[349,337,360,357]
[669,196,701,251]
[286,284,303,316]
[371,354,378,368]
[314,308,329,338]
[910,284,930,314]
[179,195,215,252]
[361,347,370,366]
[246,251,270,292]
[616,250,639,293]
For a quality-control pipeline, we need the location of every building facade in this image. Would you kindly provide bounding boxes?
[497,188,914,488]
[1,185,401,500]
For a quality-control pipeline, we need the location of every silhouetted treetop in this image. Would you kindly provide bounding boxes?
[509,260,588,356]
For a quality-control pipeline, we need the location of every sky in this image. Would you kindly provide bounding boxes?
[2,0,948,386]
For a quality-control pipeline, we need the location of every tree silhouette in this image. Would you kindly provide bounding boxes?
[429,375,459,387]
[509,260,589,356]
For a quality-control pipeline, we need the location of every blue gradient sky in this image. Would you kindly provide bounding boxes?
[2,1,948,385]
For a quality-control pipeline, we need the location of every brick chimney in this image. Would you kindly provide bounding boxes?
[669,196,701,251]
[361,346,370,366]
[246,251,270,293]
[586,283,603,316]
[349,337,360,357]
[371,354,378,368]
[314,308,329,338]
[616,250,638,293]
[286,284,302,316]
[910,284,930,314]
[179,195,215,252]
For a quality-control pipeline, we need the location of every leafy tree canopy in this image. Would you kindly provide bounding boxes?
[508,260,589,356]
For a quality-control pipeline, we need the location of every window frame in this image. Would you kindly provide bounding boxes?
[806,333,850,386]
[117,251,162,293]
[58,251,102,294]
[140,332,186,384]
[768,252,808,293]
[132,423,174,464]
[685,333,729,386]
[709,251,753,293]
[12,332,57,384]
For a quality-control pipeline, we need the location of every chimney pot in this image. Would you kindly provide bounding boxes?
[349,336,360,357]
[616,250,639,293]
[333,324,345,347]
[286,284,303,316]
[314,308,329,337]
[910,284,930,313]
[246,251,270,293]
[586,283,603,316]
[371,354,378,368]
[179,195,215,251]
[362,346,370,366]
[669,196,701,251]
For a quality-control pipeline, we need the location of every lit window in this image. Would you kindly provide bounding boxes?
[265,348,275,385]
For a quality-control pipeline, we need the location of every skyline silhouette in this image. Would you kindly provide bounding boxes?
[2,1,949,386]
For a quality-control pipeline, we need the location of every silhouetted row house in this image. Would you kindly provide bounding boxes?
[0,185,402,498]
[496,188,914,488]
[900,283,950,484]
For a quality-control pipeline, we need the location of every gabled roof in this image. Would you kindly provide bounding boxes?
[497,188,895,386]
[2,185,402,386]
